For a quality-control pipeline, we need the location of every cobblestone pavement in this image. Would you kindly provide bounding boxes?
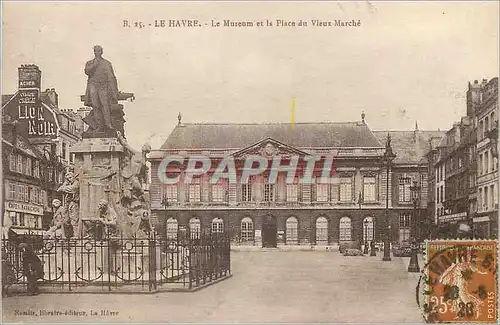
[3,251,424,323]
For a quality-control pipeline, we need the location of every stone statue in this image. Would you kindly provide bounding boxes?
[57,172,80,238]
[116,131,153,237]
[44,199,65,239]
[83,45,120,137]
[95,200,119,240]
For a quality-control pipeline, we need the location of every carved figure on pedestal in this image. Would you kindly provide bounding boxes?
[95,200,119,240]
[57,172,80,238]
[44,199,66,239]
[117,131,153,237]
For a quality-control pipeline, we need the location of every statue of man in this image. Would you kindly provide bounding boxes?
[84,45,118,132]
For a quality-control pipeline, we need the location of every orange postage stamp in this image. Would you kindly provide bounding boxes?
[422,240,498,323]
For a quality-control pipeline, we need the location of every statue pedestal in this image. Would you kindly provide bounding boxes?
[71,138,126,223]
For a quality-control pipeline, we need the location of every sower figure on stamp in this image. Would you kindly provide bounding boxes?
[84,45,119,135]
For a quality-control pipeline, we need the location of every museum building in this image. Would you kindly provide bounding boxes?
[148,115,442,247]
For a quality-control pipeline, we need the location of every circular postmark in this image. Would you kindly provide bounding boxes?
[416,240,498,323]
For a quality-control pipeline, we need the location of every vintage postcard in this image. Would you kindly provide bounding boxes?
[1,1,499,324]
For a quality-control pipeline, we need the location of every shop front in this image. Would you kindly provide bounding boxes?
[3,200,45,235]
[473,214,498,239]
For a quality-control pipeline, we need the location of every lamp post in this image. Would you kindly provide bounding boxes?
[381,133,396,261]
[408,179,421,272]
[363,219,369,254]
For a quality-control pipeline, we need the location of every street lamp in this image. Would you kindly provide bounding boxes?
[408,179,421,272]
[363,219,369,255]
[381,133,396,261]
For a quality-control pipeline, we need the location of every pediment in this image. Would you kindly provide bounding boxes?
[231,137,309,159]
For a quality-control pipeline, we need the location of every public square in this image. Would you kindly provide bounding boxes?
[3,250,424,323]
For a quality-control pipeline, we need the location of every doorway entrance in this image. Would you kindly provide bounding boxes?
[262,216,277,248]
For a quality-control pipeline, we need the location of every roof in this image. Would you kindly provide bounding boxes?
[373,130,445,164]
[2,94,15,106]
[160,122,383,150]
[2,136,44,159]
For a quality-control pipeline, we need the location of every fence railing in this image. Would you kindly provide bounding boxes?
[1,229,231,293]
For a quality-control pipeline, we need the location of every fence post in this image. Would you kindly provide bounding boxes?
[148,231,157,292]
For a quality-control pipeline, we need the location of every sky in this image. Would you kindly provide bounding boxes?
[2,1,499,150]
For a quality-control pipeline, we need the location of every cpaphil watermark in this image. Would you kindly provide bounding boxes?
[157,155,337,185]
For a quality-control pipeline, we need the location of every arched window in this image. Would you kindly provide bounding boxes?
[189,218,201,239]
[315,216,328,244]
[479,120,484,140]
[362,217,374,242]
[166,217,178,239]
[211,217,224,233]
[339,217,352,241]
[286,217,298,244]
[485,116,490,135]
[240,217,254,242]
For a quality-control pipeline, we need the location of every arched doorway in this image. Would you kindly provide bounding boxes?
[316,216,328,245]
[286,217,299,244]
[262,216,277,248]
[363,216,374,243]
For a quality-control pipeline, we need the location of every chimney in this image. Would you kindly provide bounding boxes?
[18,64,41,90]
[43,88,59,107]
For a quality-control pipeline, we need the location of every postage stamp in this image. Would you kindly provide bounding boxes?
[422,240,498,323]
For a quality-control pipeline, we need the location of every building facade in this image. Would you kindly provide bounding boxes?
[149,118,442,246]
[433,117,475,237]
[2,64,82,231]
[472,78,499,238]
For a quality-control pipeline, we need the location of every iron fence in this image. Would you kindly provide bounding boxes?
[1,229,230,293]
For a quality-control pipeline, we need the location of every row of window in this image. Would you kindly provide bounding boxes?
[478,111,496,141]
[478,184,498,212]
[478,149,498,175]
[162,176,380,204]
[164,215,411,242]
[4,180,46,206]
[9,153,40,178]
[4,211,41,228]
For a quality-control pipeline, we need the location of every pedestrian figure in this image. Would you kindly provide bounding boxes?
[19,243,42,296]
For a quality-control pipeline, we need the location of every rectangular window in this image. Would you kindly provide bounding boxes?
[399,214,412,228]
[484,186,488,211]
[399,228,411,242]
[363,176,377,202]
[478,188,483,212]
[339,177,353,202]
[211,183,227,202]
[484,151,489,174]
[478,154,483,175]
[33,160,40,178]
[315,181,329,202]
[264,183,275,202]
[164,184,178,202]
[188,178,201,202]
[241,183,252,202]
[398,177,412,203]
[26,157,32,176]
[490,185,495,209]
[40,190,47,206]
[286,184,298,202]
[9,153,16,172]
[17,155,23,173]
